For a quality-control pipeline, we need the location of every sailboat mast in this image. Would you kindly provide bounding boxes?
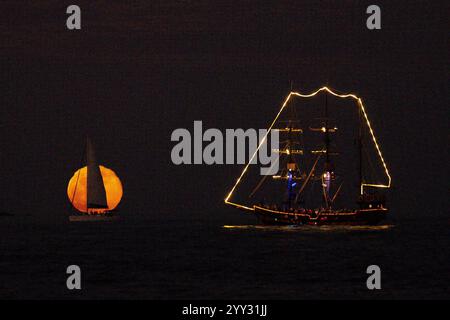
[323,93,332,208]
[86,136,108,212]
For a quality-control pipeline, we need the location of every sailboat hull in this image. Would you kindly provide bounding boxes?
[254,206,387,226]
[69,214,119,222]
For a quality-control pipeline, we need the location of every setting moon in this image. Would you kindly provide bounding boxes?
[67,165,123,213]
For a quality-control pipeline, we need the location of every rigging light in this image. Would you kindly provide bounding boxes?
[225,86,391,211]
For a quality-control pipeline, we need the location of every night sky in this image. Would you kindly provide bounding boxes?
[0,1,447,222]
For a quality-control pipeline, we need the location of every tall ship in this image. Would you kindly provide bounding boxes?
[225,86,391,225]
[67,137,123,222]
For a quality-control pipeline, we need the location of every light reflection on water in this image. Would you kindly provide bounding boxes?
[223,224,394,233]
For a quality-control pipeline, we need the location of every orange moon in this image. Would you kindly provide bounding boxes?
[67,165,123,213]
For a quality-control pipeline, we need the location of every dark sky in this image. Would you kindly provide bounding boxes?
[0,1,447,221]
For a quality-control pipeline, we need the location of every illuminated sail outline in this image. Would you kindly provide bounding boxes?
[224,86,391,211]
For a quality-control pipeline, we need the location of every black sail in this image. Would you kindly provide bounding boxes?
[86,137,108,209]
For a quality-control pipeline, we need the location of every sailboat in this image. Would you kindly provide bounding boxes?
[225,87,392,225]
[68,137,120,222]
[0,211,14,217]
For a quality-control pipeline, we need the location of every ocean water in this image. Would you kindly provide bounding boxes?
[0,215,448,299]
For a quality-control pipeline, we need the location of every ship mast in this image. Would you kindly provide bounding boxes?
[86,136,108,212]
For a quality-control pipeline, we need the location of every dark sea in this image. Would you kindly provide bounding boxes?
[0,214,448,300]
